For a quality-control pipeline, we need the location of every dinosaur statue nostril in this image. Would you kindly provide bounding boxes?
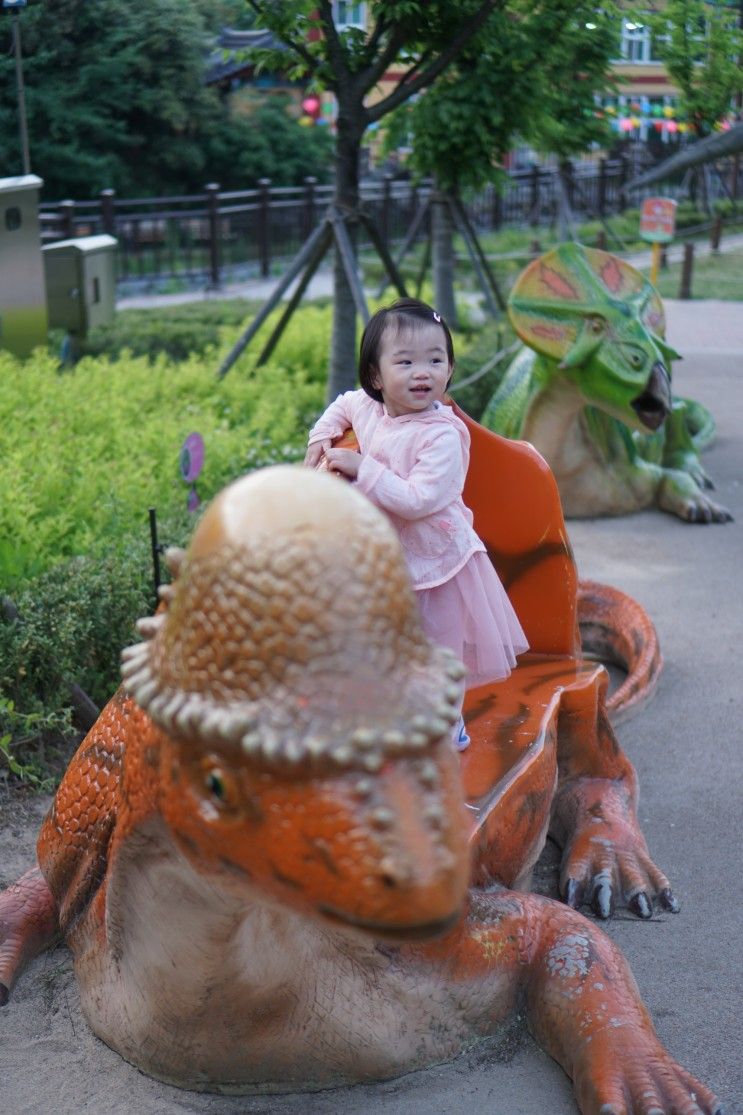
[631,361,672,431]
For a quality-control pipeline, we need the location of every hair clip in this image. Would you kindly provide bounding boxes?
[433,312,441,323]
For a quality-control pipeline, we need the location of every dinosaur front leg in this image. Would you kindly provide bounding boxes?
[551,689,678,919]
[515,892,722,1115]
[0,865,59,1004]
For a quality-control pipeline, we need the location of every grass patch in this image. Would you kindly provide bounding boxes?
[649,247,743,301]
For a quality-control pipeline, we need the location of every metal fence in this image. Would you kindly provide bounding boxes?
[37,150,741,294]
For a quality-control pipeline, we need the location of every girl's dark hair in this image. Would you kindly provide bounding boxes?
[358,298,455,403]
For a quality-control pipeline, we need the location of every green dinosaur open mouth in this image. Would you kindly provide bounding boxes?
[631,362,672,430]
[317,903,461,941]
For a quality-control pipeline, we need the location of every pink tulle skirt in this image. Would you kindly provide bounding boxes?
[416,551,529,690]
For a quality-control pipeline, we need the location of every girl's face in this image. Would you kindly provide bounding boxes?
[371,322,451,418]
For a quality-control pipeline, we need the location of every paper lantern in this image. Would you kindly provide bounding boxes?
[298,115,313,127]
[654,120,664,132]
[677,122,688,134]
[663,105,674,118]
[666,120,678,133]
[620,118,634,132]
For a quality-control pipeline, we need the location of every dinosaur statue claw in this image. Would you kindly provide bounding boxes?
[629,890,652,919]
[659,887,680,914]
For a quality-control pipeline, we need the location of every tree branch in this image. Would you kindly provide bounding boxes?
[316,0,351,88]
[365,0,504,123]
[244,0,320,77]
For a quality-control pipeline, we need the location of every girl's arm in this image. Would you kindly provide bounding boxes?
[356,428,464,520]
[304,392,360,468]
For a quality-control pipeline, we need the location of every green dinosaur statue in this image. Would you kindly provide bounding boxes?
[481,243,732,523]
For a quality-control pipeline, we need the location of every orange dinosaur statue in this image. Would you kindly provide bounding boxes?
[0,430,718,1111]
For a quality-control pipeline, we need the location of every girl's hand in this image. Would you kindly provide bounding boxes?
[304,440,331,468]
[324,447,361,480]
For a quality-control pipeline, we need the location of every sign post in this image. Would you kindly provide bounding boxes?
[180,432,205,511]
[639,197,677,287]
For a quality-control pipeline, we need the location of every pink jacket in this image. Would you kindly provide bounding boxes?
[308,390,485,590]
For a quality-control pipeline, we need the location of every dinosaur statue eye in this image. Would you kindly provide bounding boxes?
[206,770,227,800]
[200,758,239,808]
[590,317,605,335]
[630,352,643,368]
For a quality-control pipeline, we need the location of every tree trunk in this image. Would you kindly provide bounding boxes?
[431,186,458,328]
[327,115,364,401]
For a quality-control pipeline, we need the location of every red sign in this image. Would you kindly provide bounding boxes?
[639,197,677,244]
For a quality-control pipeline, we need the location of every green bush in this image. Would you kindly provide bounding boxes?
[0,304,334,587]
[0,519,192,783]
[79,301,263,363]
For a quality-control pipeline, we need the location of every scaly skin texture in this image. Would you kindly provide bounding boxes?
[0,465,721,1112]
[481,243,732,523]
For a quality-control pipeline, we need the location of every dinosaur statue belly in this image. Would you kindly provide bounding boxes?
[524,392,648,518]
[73,816,516,1093]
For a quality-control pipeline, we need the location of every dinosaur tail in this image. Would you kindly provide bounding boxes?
[577,580,663,725]
[680,396,716,452]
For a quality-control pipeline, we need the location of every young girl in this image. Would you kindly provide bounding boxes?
[304,298,528,749]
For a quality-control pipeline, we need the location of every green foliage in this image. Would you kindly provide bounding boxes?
[0,1,332,198]
[449,319,516,420]
[646,1,743,137]
[525,3,620,160]
[395,1,619,194]
[0,303,334,587]
[79,301,264,363]
[202,94,334,190]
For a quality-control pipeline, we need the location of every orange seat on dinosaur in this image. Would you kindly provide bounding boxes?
[453,403,618,890]
[333,403,655,896]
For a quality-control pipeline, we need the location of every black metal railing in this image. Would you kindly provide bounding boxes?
[38,150,742,293]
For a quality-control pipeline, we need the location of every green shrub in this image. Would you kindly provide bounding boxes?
[0,304,333,587]
[78,301,263,363]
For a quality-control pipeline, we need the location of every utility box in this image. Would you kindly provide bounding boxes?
[43,234,117,336]
[0,174,48,357]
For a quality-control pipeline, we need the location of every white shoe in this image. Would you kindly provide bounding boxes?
[454,717,470,751]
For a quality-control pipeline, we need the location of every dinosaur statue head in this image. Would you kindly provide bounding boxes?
[121,467,470,941]
[508,243,680,433]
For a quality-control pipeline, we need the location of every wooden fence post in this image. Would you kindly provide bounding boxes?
[491,184,503,231]
[529,163,540,227]
[595,229,607,251]
[710,213,722,253]
[302,176,317,240]
[679,242,694,299]
[598,157,607,218]
[258,178,272,279]
[619,153,630,213]
[58,199,75,240]
[205,182,221,289]
[100,189,116,236]
[381,173,394,251]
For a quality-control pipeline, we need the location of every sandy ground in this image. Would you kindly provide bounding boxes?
[1,302,741,1115]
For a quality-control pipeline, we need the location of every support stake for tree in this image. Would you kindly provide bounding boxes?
[450,196,505,312]
[358,209,408,299]
[218,217,331,378]
[255,224,333,368]
[330,209,369,323]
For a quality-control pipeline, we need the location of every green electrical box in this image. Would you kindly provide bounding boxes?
[0,174,48,357]
[43,234,117,336]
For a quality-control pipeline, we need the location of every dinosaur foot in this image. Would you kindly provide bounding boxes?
[659,474,733,523]
[0,866,58,1004]
[574,1025,722,1115]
